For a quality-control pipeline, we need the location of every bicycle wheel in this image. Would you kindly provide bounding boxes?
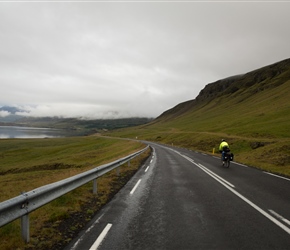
[224,159,230,168]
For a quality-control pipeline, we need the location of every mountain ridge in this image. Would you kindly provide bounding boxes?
[156,58,290,122]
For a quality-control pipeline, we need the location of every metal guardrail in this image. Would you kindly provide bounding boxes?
[0,145,149,242]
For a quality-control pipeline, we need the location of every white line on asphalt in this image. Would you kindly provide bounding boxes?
[71,213,105,250]
[173,150,235,188]
[197,163,235,188]
[168,148,290,234]
[172,149,290,235]
[269,210,290,226]
[233,162,248,168]
[145,166,150,172]
[150,159,153,163]
[230,188,290,235]
[130,179,142,195]
[158,145,290,235]
[89,223,112,250]
[181,154,194,163]
[264,172,290,182]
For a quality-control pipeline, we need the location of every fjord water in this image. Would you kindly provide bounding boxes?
[0,126,76,139]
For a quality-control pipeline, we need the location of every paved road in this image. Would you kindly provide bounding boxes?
[65,142,290,250]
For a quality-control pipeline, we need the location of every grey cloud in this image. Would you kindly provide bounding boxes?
[0,2,289,118]
[0,111,10,117]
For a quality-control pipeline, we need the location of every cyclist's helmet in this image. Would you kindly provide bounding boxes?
[221,139,225,142]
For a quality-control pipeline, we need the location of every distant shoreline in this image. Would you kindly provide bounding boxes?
[0,126,80,139]
[0,125,60,130]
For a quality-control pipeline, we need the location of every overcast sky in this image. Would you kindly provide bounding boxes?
[0,1,289,119]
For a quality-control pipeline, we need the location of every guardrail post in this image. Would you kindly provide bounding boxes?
[21,214,30,243]
[93,179,97,194]
[116,166,120,176]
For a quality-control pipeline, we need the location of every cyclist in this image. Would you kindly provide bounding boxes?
[219,139,230,163]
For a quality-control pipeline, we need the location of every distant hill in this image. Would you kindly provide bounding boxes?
[0,115,153,133]
[15,116,153,132]
[150,58,290,140]
[0,106,153,132]
[156,58,290,123]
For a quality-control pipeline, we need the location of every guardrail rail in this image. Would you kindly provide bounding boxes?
[0,145,149,242]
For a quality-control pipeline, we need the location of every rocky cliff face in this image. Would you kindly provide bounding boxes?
[197,58,290,101]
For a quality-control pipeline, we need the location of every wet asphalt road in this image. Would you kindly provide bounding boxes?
[65,142,290,250]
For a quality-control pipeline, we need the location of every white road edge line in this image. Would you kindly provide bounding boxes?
[227,186,290,235]
[269,210,290,226]
[156,145,290,235]
[89,223,112,250]
[171,148,290,235]
[264,172,290,182]
[145,166,150,172]
[130,179,142,195]
[233,162,248,168]
[194,162,290,235]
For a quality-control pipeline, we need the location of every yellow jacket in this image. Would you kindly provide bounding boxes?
[219,141,229,151]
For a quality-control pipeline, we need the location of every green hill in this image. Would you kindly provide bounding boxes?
[154,58,290,137]
[107,58,290,176]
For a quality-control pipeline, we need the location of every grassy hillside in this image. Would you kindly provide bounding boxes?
[106,58,290,176]
[0,136,150,249]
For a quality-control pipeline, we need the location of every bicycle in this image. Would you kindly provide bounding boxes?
[221,150,234,168]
